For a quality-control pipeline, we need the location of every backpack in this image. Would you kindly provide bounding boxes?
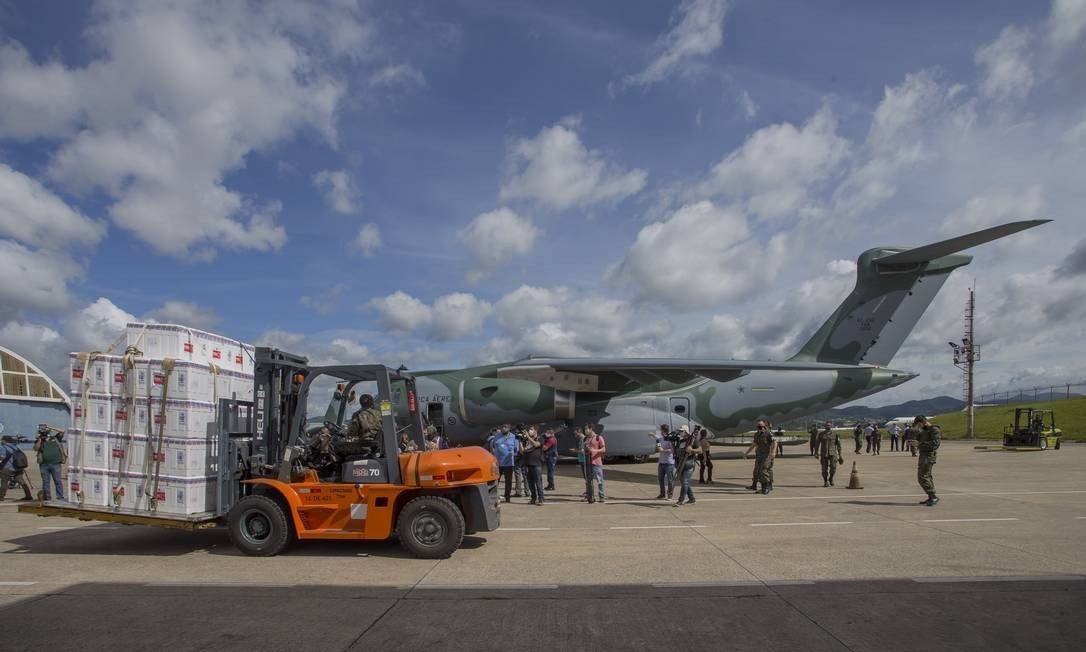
[11,447,28,470]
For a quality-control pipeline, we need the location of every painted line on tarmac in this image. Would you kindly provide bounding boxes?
[146,582,297,586]
[496,527,553,531]
[922,518,1019,523]
[749,521,853,527]
[554,490,1086,504]
[610,525,706,530]
[651,580,814,588]
[414,584,558,590]
[913,575,1085,583]
[0,581,37,586]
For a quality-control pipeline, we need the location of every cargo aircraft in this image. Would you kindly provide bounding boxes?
[330,221,1047,456]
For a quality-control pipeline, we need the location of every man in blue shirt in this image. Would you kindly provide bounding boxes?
[491,426,520,503]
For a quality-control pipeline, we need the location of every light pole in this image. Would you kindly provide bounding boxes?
[948,286,978,439]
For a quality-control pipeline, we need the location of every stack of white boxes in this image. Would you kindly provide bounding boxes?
[67,323,254,516]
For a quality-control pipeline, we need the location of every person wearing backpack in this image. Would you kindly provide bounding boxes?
[0,435,34,501]
[34,425,67,501]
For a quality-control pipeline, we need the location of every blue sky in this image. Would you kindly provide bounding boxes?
[1,0,1084,405]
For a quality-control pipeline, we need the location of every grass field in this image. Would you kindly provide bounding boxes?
[933,397,1086,441]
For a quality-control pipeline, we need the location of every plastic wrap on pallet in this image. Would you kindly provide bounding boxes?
[125,322,255,374]
[68,466,218,516]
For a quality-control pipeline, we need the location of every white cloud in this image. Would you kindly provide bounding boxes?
[827,259,856,275]
[610,201,787,311]
[1048,0,1086,51]
[256,329,307,351]
[0,2,365,259]
[738,89,757,119]
[354,223,382,256]
[143,301,220,331]
[431,293,492,341]
[62,297,136,354]
[0,321,64,380]
[499,121,647,211]
[976,26,1035,102]
[367,291,433,332]
[366,291,491,340]
[699,104,849,221]
[942,185,1045,235]
[314,169,361,215]
[369,63,426,88]
[300,284,347,315]
[622,0,730,88]
[0,239,82,316]
[0,164,105,249]
[458,208,540,282]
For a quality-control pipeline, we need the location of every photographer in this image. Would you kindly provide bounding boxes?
[0,435,34,502]
[674,425,698,506]
[521,427,546,505]
[652,425,676,500]
[33,425,67,501]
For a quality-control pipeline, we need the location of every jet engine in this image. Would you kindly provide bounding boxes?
[457,378,575,425]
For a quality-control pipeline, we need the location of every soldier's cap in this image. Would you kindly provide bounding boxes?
[37,424,50,432]
[678,425,690,433]
[912,415,927,425]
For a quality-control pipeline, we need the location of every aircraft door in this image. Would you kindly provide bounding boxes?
[669,397,691,431]
[427,402,445,437]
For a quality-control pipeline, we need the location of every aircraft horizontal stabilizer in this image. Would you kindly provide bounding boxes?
[873,220,1050,265]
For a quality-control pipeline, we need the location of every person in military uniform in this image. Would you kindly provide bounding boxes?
[913,415,941,506]
[815,422,844,487]
[904,425,918,456]
[340,394,383,458]
[808,423,819,456]
[744,421,776,494]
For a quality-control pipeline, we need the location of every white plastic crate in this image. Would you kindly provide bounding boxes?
[130,397,216,439]
[72,393,114,432]
[68,354,121,396]
[126,323,254,374]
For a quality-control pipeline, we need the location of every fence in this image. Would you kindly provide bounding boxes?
[976,382,1086,406]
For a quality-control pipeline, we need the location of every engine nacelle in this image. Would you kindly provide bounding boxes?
[458,378,575,425]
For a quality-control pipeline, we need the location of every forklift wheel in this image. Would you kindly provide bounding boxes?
[396,495,465,559]
[1054,439,1061,450]
[227,495,293,557]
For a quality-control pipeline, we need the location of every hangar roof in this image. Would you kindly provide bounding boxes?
[0,345,71,407]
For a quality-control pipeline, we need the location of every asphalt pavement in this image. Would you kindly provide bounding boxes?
[2,442,1085,650]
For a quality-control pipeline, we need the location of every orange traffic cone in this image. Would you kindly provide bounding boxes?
[846,461,863,490]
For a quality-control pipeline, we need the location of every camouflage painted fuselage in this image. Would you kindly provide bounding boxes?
[399,364,915,457]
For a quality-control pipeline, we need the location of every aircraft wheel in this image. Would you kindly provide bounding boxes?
[228,495,293,557]
[397,495,465,559]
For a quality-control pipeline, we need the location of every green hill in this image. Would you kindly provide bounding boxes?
[933,397,1086,441]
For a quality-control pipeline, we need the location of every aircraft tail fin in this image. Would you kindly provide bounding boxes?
[790,220,1049,366]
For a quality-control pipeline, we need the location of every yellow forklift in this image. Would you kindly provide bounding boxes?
[1002,407,1062,450]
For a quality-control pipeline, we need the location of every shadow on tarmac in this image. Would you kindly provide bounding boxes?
[2,578,1084,651]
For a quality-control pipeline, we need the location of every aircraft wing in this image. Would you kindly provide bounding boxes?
[496,357,864,392]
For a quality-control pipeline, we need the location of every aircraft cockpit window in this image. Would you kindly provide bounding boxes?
[673,405,686,414]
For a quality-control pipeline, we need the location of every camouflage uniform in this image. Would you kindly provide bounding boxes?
[808,424,819,456]
[816,427,842,486]
[753,429,775,490]
[916,424,941,497]
[348,407,382,440]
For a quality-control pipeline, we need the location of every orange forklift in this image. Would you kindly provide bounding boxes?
[22,348,501,559]
[227,348,501,557]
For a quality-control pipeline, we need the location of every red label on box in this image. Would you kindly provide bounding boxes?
[74,407,83,417]
[184,341,193,353]
[212,349,221,359]
[114,486,125,496]
[72,368,84,379]
[153,373,165,385]
[70,482,80,492]
[114,372,125,383]
[115,410,127,421]
[155,491,166,501]
[152,452,166,462]
[154,414,166,425]
[111,448,124,459]
[235,354,243,364]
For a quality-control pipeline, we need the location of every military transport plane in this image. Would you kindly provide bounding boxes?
[350,220,1047,456]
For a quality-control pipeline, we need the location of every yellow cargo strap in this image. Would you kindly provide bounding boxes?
[146,357,175,512]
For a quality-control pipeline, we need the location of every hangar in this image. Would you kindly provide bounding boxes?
[0,346,70,438]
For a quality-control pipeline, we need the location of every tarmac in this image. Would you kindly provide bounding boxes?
[2,441,1085,650]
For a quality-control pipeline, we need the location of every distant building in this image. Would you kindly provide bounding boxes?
[0,345,70,437]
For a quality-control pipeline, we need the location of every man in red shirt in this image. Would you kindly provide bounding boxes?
[583,425,606,503]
